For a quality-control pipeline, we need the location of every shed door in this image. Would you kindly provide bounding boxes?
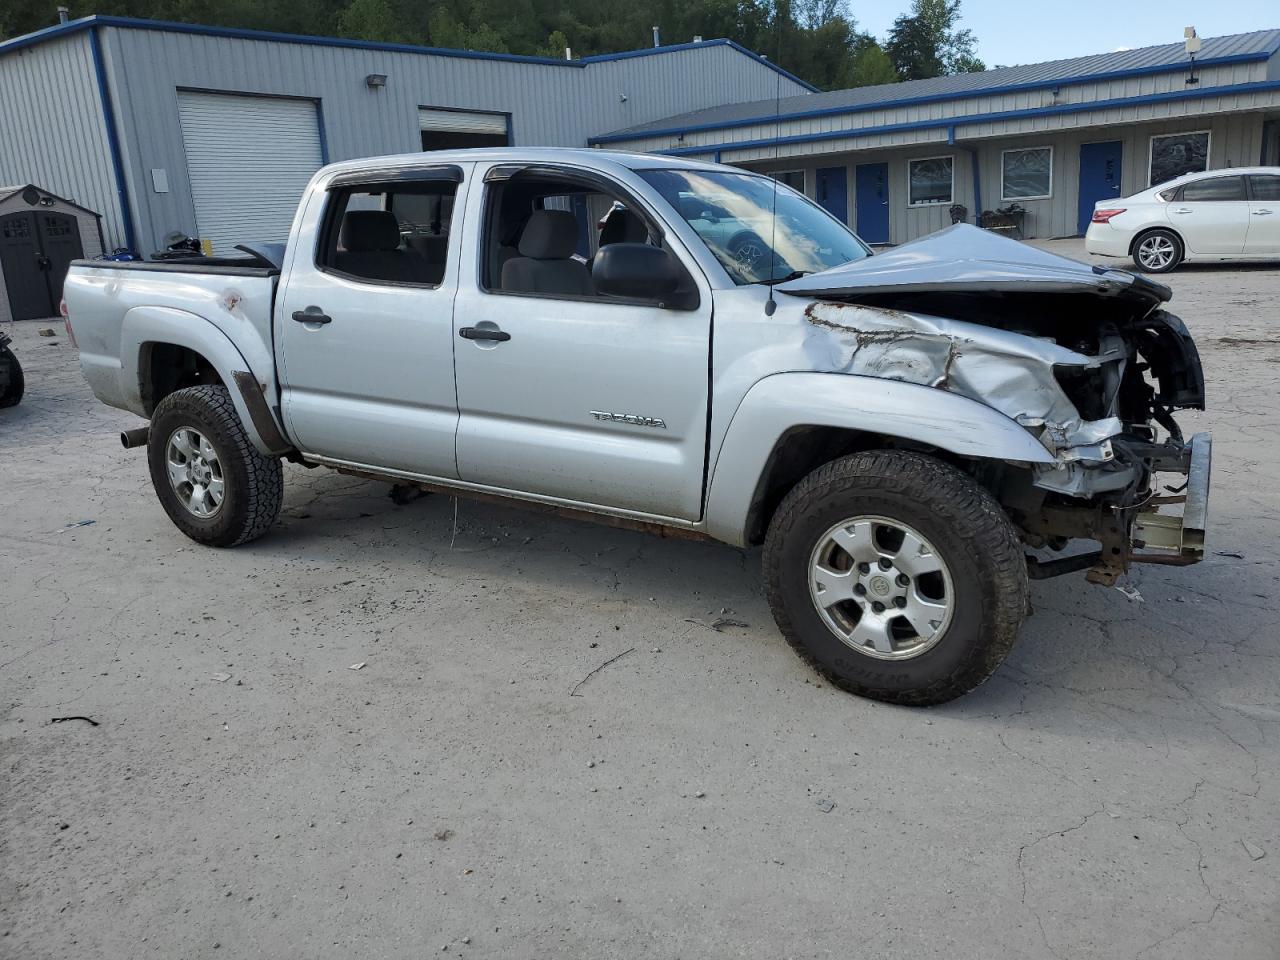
[177,91,324,255]
[0,213,52,321]
[38,212,83,304]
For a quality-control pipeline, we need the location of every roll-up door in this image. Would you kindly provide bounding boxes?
[419,108,509,151]
[177,91,324,255]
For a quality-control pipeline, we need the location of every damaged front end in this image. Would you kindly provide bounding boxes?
[779,225,1210,586]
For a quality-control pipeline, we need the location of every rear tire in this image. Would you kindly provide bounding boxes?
[147,385,283,546]
[1131,228,1183,273]
[762,451,1029,705]
[0,346,24,408]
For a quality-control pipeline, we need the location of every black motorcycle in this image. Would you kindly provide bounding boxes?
[0,331,23,408]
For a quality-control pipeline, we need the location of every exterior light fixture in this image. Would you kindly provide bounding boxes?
[365,74,388,89]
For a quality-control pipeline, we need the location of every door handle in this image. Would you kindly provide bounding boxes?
[1172,207,1192,214]
[1252,209,1274,216]
[459,326,511,342]
[292,307,332,325]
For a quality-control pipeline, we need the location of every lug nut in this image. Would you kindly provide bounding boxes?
[854,583,866,595]
[896,574,910,587]
[871,601,885,613]
[878,558,893,570]
[858,562,871,574]
[893,596,906,608]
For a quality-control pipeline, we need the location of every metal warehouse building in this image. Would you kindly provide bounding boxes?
[595,29,1280,243]
[0,16,811,255]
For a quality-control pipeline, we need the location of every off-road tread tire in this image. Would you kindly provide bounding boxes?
[1130,228,1183,274]
[0,346,24,408]
[147,385,282,547]
[762,450,1029,706]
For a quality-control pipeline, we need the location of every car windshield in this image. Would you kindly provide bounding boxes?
[639,169,869,284]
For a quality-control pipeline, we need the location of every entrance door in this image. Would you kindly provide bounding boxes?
[0,210,84,321]
[816,166,849,224]
[1078,141,1123,234]
[37,212,83,304]
[855,163,890,243]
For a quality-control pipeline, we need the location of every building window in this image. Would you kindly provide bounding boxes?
[770,170,805,193]
[1149,131,1209,185]
[908,156,953,206]
[1001,146,1052,201]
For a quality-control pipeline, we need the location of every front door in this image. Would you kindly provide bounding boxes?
[1246,173,1280,255]
[816,166,849,225]
[276,166,468,477]
[450,166,712,521]
[0,213,50,321]
[854,163,890,243]
[37,212,83,305]
[1170,174,1250,255]
[1078,141,1123,234]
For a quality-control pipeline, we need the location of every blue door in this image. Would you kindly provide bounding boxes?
[854,162,890,243]
[816,166,849,225]
[1078,141,1123,234]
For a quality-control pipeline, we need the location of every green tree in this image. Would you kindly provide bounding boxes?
[884,0,984,81]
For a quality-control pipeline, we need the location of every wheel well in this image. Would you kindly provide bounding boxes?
[1128,225,1183,256]
[741,426,1021,546]
[141,343,223,415]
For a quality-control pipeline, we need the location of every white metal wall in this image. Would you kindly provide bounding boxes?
[0,34,123,249]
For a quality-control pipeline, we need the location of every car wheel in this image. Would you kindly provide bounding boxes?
[762,451,1030,706]
[1132,229,1183,273]
[0,346,24,408]
[147,384,283,547]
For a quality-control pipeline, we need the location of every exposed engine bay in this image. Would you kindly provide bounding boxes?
[778,225,1210,585]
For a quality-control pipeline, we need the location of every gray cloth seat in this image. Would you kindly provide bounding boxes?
[406,233,448,284]
[334,210,425,284]
[501,209,592,296]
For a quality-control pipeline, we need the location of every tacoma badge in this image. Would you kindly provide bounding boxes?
[589,410,667,429]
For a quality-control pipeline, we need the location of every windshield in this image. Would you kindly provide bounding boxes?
[639,169,869,284]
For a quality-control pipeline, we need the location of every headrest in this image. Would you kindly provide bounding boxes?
[340,210,401,252]
[518,209,579,260]
[599,208,647,247]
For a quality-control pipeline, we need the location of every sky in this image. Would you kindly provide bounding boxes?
[854,0,1278,67]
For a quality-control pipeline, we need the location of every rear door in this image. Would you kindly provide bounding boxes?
[1168,175,1250,255]
[1245,173,1280,255]
[450,165,712,521]
[277,164,468,477]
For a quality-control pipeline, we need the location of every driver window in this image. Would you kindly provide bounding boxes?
[481,174,658,299]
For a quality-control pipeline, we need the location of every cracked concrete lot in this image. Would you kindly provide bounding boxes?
[1,240,1277,959]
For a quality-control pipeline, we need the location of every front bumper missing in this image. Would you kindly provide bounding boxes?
[1023,432,1211,585]
[1130,431,1211,566]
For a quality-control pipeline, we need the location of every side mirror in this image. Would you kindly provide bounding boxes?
[592,243,683,302]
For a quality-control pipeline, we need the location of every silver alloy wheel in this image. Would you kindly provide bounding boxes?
[1137,234,1176,270]
[808,516,954,660]
[165,427,225,519]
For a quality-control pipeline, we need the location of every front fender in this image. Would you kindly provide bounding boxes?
[120,306,288,456]
[704,372,1054,546]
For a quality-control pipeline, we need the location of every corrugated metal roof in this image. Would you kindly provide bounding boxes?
[601,29,1280,139]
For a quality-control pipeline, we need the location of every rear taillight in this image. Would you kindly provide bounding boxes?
[1091,208,1126,224]
[60,298,77,347]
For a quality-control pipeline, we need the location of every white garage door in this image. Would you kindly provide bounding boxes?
[177,91,324,255]
[418,108,509,137]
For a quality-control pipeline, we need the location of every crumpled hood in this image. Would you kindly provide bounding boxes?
[777,223,1171,305]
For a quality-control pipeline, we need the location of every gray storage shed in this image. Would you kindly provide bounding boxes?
[0,184,103,323]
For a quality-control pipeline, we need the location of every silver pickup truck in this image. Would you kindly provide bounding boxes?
[63,147,1211,705]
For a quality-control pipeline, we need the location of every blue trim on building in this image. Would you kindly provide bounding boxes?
[0,14,817,93]
[87,26,136,252]
[589,49,1280,145]
[314,99,330,165]
[654,79,1280,158]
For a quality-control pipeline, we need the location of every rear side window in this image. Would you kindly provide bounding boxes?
[318,179,459,286]
[1179,176,1245,202]
[1250,175,1280,201]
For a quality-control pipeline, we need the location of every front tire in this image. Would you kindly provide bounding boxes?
[147,385,283,546]
[1131,228,1183,273]
[762,451,1030,706]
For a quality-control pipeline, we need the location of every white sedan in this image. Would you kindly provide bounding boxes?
[1085,166,1280,273]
